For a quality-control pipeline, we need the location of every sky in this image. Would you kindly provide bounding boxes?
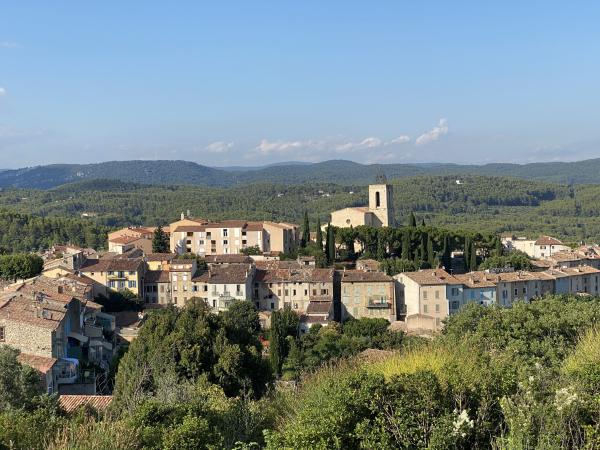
[1,1,600,168]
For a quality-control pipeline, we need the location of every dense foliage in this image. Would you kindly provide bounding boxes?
[0,253,44,281]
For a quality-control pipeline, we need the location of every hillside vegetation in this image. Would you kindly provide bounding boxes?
[2,174,600,243]
[4,157,600,189]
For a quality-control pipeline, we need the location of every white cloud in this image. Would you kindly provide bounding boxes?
[0,87,5,96]
[415,118,449,146]
[334,137,383,152]
[387,135,410,145]
[255,139,313,155]
[205,141,234,153]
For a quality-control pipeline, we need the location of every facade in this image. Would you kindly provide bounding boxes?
[170,219,298,256]
[191,264,255,312]
[340,269,396,321]
[80,258,145,296]
[107,226,160,254]
[253,262,334,313]
[143,270,171,304]
[503,235,569,258]
[330,183,394,229]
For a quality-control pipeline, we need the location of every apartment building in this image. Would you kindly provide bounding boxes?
[340,269,396,322]
[170,219,298,256]
[487,271,554,307]
[559,265,600,295]
[253,261,334,313]
[144,253,176,271]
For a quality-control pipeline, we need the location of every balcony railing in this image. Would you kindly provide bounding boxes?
[367,296,391,309]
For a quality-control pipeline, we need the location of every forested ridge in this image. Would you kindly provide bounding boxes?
[5,157,600,188]
[1,174,600,249]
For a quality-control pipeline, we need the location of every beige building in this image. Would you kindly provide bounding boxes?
[330,183,394,228]
[340,269,396,321]
[503,235,569,259]
[395,269,462,331]
[253,261,334,313]
[80,257,145,296]
[170,219,298,256]
[107,226,164,254]
[143,270,171,305]
[191,264,255,312]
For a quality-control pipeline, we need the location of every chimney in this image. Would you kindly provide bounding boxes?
[181,212,185,220]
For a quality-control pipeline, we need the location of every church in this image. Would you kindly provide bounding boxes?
[329,183,394,228]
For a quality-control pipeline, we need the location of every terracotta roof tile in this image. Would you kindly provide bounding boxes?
[59,395,113,413]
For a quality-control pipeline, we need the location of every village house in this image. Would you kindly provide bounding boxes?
[253,261,335,314]
[191,264,255,312]
[502,235,570,258]
[107,226,167,254]
[340,269,396,322]
[80,257,145,297]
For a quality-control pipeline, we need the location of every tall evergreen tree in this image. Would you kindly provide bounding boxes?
[408,212,417,227]
[494,237,503,257]
[401,231,411,260]
[376,236,386,261]
[464,236,471,272]
[441,235,451,270]
[325,223,335,265]
[470,241,478,271]
[152,225,169,253]
[421,218,426,227]
[301,211,310,248]
[315,218,323,251]
[427,235,435,267]
[419,233,427,267]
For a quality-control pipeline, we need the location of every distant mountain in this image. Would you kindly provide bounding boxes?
[2,158,600,189]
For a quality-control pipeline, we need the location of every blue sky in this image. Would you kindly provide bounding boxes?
[1,1,600,168]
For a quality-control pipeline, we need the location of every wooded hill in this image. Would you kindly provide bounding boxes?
[4,157,600,189]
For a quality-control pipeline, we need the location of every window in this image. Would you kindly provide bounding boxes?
[514,288,518,296]
[129,271,135,275]
[293,289,296,296]
[270,302,275,310]
[187,232,193,237]
[423,305,428,313]
[128,281,136,288]
[375,191,381,207]
[223,240,228,245]
[186,240,192,245]
[451,301,459,309]
[0,326,4,342]
[435,290,439,299]
[223,229,228,237]
[109,281,116,288]
[435,304,440,313]
[423,291,428,300]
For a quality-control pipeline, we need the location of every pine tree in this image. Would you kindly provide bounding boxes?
[315,218,323,251]
[152,225,169,253]
[470,241,478,271]
[301,211,310,248]
[326,223,335,265]
[408,212,417,227]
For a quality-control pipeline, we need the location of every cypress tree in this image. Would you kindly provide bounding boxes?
[326,223,335,264]
[376,236,386,261]
[301,211,310,248]
[494,237,503,257]
[269,310,284,376]
[421,218,426,227]
[441,235,451,270]
[427,235,435,267]
[401,231,411,260]
[419,233,427,267]
[315,218,323,251]
[408,212,417,227]
[470,241,478,271]
[464,236,471,271]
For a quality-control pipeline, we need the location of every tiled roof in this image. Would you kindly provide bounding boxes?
[81,258,143,272]
[192,265,252,284]
[399,269,460,285]
[109,235,142,245]
[341,269,394,283]
[535,235,564,246]
[205,255,253,264]
[59,395,113,413]
[306,301,332,314]
[255,267,334,283]
[145,253,176,262]
[254,260,303,270]
[17,353,57,374]
[173,225,206,232]
[145,270,170,283]
[453,272,498,288]
[0,292,66,330]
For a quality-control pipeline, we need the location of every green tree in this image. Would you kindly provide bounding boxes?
[408,212,417,227]
[301,211,310,248]
[401,231,411,260]
[326,223,335,264]
[441,235,451,270]
[469,240,477,271]
[315,218,323,251]
[240,245,262,256]
[152,225,169,253]
[0,347,44,412]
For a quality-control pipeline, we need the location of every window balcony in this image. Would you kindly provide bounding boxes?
[367,296,391,309]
